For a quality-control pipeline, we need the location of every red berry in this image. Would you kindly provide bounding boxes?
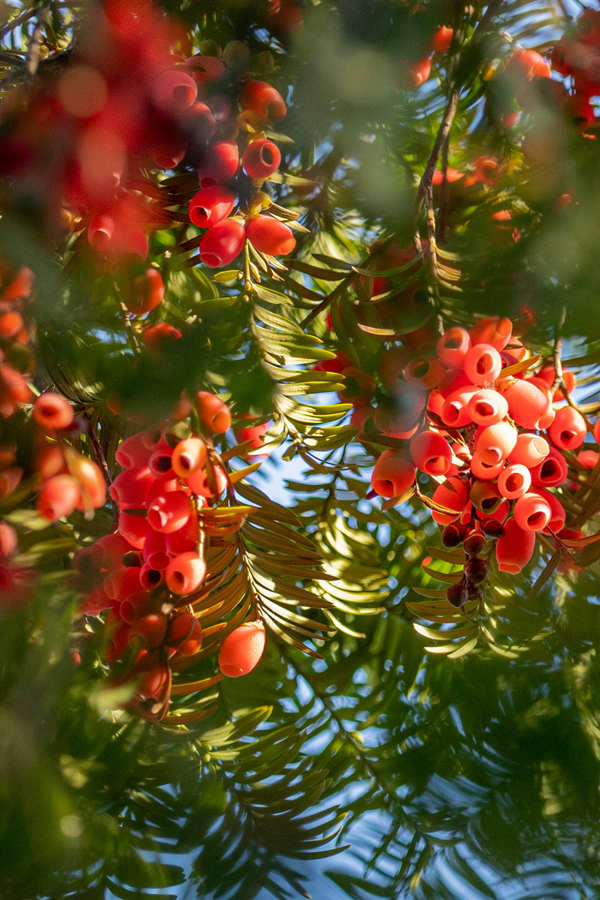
[171,437,207,476]
[115,434,152,469]
[184,54,227,84]
[431,476,470,526]
[198,141,240,186]
[199,220,245,267]
[246,216,296,256]
[242,140,282,179]
[240,80,287,120]
[196,391,231,434]
[127,269,164,316]
[167,612,202,655]
[496,518,536,573]
[88,214,114,252]
[513,491,552,532]
[548,406,587,451]
[436,327,471,368]
[507,48,551,81]
[118,510,151,549]
[147,491,192,534]
[432,25,453,53]
[37,474,81,521]
[36,445,67,481]
[135,656,170,701]
[165,551,206,595]
[185,464,228,498]
[189,185,236,228]
[152,69,198,111]
[462,343,502,385]
[370,451,415,499]
[151,135,187,169]
[409,431,453,476]
[70,454,106,510]
[143,323,182,350]
[0,522,17,558]
[0,311,24,339]
[188,101,217,142]
[132,613,168,648]
[218,622,266,677]
[33,392,74,430]
[409,56,432,87]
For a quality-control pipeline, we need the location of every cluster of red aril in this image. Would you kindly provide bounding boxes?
[359,315,597,606]
[0,0,183,254]
[180,58,295,268]
[74,390,266,720]
[408,25,454,88]
[0,265,36,608]
[553,8,600,130]
[0,271,106,604]
[33,392,106,521]
[0,263,35,418]
[0,0,299,273]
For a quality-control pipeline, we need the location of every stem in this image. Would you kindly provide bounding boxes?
[242,240,252,300]
[0,7,38,41]
[300,276,350,330]
[86,414,119,525]
[26,5,49,77]
[113,281,142,355]
[415,89,460,220]
[438,132,450,243]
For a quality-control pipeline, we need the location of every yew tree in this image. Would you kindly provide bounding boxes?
[2,0,600,897]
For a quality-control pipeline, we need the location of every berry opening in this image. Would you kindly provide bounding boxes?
[505,474,522,493]
[481,496,499,512]
[475,401,494,418]
[476,353,494,375]
[540,459,558,480]
[527,511,546,529]
[426,455,447,475]
[260,146,275,165]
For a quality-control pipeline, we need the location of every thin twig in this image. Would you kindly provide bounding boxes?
[112,281,142,355]
[416,90,460,220]
[26,5,49,77]
[438,131,450,243]
[0,7,38,42]
[299,275,351,330]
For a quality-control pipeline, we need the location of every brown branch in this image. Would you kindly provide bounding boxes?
[415,89,460,220]
[0,7,38,42]
[299,275,351,330]
[438,132,451,243]
[26,5,49,77]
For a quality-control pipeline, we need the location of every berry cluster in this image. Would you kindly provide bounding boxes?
[0,265,36,608]
[186,73,296,267]
[0,518,30,609]
[409,24,454,88]
[75,391,266,720]
[362,315,595,605]
[0,0,181,251]
[34,393,107,521]
[553,8,600,129]
[0,0,300,274]
[0,264,34,418]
